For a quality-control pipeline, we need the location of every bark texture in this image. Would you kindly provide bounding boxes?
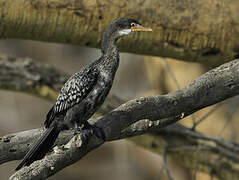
[1,0,239,65]
[5,122,239,180]
[0,55,67,101]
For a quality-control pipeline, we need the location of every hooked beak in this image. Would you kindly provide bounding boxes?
[131,25,153,32]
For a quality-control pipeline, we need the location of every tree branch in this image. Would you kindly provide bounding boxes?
[132,124,239,180]
[0,128,74,165]
[98,59,239,140]
[1,0,239,65]
[4,119,239,180]
[0,54,67,101]
[1,55,239,179]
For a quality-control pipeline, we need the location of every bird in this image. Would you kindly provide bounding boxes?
[16,18,152,170]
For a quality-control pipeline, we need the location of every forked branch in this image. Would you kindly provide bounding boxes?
[1,55,239,179]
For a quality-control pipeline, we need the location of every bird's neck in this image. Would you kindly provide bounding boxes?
[102,42,118,56]
[100,47,119,73]
[100,32,119,68]
[99,28,120,74]
[97,40,119,76]
[101,29,119,55]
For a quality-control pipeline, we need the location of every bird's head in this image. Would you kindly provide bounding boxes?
[109,18,152,38]
[115,18,152,37]
[101,18,152,54]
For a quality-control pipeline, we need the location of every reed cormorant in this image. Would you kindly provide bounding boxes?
[16,18,152,170]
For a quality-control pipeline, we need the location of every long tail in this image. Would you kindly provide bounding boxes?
[16,126,60,170]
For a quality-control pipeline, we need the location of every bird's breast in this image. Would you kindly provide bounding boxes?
[100,71,111,81]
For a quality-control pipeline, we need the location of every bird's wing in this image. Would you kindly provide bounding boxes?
[44,67,98,127]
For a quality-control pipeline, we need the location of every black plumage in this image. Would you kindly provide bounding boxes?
[16,18,152,170]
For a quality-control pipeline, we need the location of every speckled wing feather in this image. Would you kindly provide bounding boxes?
[45,67,98,127]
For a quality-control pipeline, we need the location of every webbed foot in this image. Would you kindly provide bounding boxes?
[73,124,82,135]
[83,121,106,141]
[81,129,93,145]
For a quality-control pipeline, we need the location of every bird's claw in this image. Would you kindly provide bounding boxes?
[80,129,93,145]
[74,126,82,135]
[83,122,106,141]
[90,125,106,141]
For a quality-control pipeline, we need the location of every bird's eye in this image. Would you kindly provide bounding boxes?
[131,23,136,27]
